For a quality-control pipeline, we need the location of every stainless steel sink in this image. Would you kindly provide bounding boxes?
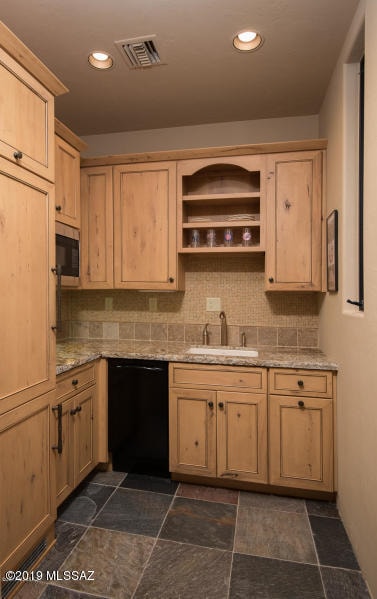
[187,346,259,358]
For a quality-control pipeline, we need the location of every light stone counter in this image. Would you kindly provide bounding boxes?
[56,339,338,375]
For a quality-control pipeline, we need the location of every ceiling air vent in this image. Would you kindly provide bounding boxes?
[115,36,163,69]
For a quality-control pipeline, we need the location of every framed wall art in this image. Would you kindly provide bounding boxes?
[326,209,338,292]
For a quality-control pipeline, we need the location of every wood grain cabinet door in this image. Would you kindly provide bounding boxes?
[73,387,95,485]
[55,135,81,227]
[217,391,268,483]
[169,387,216,477]
[269,395,334,491]
[265,151,323,291]
[113,162,181,290]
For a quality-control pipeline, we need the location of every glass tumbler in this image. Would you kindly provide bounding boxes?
[206,228,216,247]
[242,227,252,246]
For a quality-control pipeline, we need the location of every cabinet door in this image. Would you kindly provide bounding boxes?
[269,395,334,491]
[0,391,56,573]
[265,151,323,291]
[80,166,114,288]
[217,391,268,483]
[0,159,55,415]
[113,162,182,290]
[55,135,81,227]
[0,48,54,181]
[169,387,216,476]
[53,397,75,507]
[74,387,95,485]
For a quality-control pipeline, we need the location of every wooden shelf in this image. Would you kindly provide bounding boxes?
[182,192,260,202]
[182,220,261,229]
[179,245,264,254]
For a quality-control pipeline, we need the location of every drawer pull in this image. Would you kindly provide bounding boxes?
[70,405,82,415]
[52,404,63,454]
[13,150,23,160]
[208,401,214,409]
[218,402,224,409]
[72,379,79,386]
[297,380,304,387]
[298,400,305,408]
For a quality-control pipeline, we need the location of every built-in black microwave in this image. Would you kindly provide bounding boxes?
[55,223,80,278]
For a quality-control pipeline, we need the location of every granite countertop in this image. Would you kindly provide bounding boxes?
[56,339,338,375]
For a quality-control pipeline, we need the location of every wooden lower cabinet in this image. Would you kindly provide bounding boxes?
[0,391,56,578]
[169,363,335,494]
[54,360,107,506]
[169,364,268,484]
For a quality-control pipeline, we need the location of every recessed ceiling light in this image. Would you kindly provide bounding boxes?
[233,30,263,52]
[88,51,113,70]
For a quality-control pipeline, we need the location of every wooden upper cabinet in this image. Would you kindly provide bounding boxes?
[55,135,81,226]
[113,162,183,290]
[0,48,55,181]
[0,159,56,415]
[265,150,323,291]
[80,166,114,289]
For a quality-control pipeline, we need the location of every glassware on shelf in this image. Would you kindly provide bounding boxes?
[190,229,200,247]
[242,227,252,246]
[206,228,216,247]
[224,228,233,247]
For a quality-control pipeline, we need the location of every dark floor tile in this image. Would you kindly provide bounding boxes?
[229,553,325,599]
[306,499,339,518]
[86,469,127,487]
[309,515,360,569]
[40,585,108,598]
[57,482,114,525]
[160,497,236,551]
[177,483,239,504]
[321,566,371,599]
[239,490,306,513]
[134,539,232,599]
[121,472,179,495]
[56,527,154,598]
[37,521,86,573]
[93,487,172,536]
[235,506,317,563]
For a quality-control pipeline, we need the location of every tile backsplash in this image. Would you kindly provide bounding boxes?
[61,255,321,348]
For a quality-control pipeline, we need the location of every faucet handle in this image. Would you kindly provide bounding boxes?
[241,331,246,347]
[202,323,210,345]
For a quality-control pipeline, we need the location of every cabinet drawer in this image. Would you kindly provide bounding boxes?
[56,363,95,401]
[269,368,333,398]
[170,363,267,392]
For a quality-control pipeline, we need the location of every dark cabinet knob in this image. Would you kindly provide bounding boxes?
[70,408,77,415]
[298,400,305,408]
[268,277,274,283]
[168,277,174,283]
[76,405,82,413]
[297,380,304,387]
[72,379,78,386]
[218,402,224,409]
[208,401,214,408]
[13,150,23,160]
[55,205,62,212]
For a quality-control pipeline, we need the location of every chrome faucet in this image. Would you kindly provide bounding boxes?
[241,331,246,347]
[219,311,227,345]
[202,323,209,345]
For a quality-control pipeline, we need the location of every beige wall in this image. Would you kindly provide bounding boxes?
[81,114,319,157]
[319,1,377,597]
[64,255,320,347]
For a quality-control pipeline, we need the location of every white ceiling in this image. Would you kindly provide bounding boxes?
[0,0,359,136]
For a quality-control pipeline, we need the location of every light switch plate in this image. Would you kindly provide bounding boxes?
[206,297,221,311]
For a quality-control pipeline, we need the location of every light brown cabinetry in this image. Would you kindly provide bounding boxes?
[113,162,182,290]
[54,360,108,506]
[169,363,268,483]
[177,155,266,253]
[265,151,323,291]
[80,166,114,289]
[268,368,334,492]
[0,48,55,182]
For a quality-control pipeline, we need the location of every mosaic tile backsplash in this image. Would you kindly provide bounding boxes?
[60,255,321,348]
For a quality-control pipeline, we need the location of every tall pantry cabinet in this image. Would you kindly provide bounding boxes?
[0,22,67,590]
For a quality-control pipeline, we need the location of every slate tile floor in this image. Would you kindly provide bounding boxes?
[12,471,371,599]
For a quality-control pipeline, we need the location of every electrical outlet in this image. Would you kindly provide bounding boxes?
[149,297,158,312]
[105,297,113,311]
[206,297,221,311]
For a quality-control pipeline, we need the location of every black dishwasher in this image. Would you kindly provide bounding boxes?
[108,358,170,477]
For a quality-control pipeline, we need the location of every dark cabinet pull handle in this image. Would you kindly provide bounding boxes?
[208,401,214,408]
[52,404,63,453]
[55,205,62,212]
[297,380,304,387]
[70,407,77,415]
[218,402,224,409]
[298,400,305,408]
[72,379,78,386]
[268,277,274,283]
[13,150,23,160]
